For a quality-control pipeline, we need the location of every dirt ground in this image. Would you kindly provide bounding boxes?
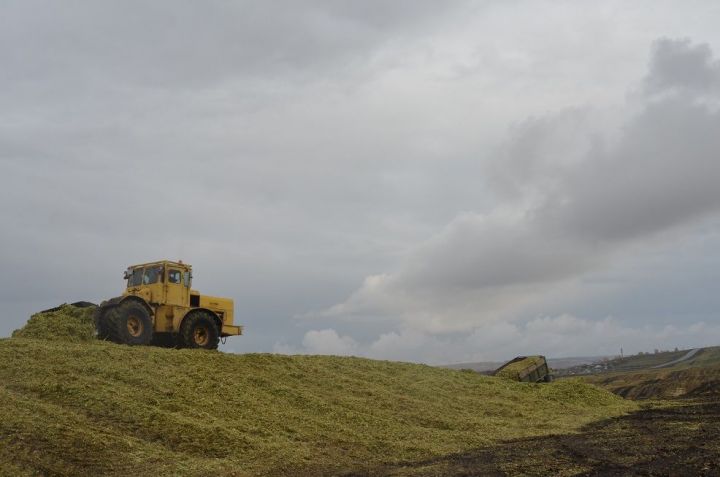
[341,397,720,476]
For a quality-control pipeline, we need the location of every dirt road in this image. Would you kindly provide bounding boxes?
[652,348,702,369]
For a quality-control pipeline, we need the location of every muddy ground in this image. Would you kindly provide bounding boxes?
[340,397,720,476]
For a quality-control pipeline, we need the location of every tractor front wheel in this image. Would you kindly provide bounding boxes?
[179,312,220,350]
[107,301,153,346]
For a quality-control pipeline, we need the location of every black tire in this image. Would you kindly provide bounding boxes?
[107,301,153,346]
[151,332,178,348]
[94,307,112,340]
[179,312,220,350]
[544,374,554,383]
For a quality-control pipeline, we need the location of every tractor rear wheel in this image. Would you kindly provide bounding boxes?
[179,312,220,350]
[107,301,153,346]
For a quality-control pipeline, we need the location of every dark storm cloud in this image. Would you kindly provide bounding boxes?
[644,38,720,94]
[550,99,720,242]
[324,38,720,332]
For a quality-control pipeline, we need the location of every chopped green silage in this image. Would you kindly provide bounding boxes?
[0,335,636,477]
[11,304,96,342]
[494,356,545,380]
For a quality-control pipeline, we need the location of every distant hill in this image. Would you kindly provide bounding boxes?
[442,356,605,373]
[0,306,635,476]
[558,347,720,377]
[441,361,504,372]
[585,346,720,399]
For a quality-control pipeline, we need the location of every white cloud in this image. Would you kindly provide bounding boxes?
[301,329,358,355]
[278,316,720,364]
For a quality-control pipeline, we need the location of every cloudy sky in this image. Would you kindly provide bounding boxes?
[2,1,720,364]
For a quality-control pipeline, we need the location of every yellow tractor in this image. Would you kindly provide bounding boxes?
[95,260,242,350]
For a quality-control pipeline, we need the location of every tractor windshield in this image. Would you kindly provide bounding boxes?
[127,268,143,287]
[143,266,163,285]
[126,266,164,287]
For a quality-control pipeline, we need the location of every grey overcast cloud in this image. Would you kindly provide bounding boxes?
[2,1,720,364]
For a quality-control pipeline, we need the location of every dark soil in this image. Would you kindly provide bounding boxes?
[344,398,720,476]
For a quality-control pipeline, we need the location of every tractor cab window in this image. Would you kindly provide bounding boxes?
[168,269,182,284]
[143,266,163,285]
[128,268,143,287]
[183,271,192,287]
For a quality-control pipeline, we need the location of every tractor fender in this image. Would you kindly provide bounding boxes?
[180,308,223,332]
[94,296,123,324]
[96,295,153,319]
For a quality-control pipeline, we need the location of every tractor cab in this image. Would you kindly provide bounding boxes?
[123,261,192,307]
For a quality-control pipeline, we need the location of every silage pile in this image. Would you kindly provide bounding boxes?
[11,304,96,342]
[0,336,637,476]
[2,306,638,476]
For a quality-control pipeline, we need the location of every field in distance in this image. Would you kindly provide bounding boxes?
[583,346,720,399]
